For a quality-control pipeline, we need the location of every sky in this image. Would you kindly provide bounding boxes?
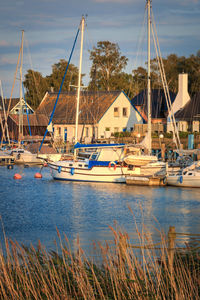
[0,0,200,98]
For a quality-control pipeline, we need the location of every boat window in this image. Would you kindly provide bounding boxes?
[78,164,82,167]
[69,164,73,167]
[188,172,193,175]
[90,153,98,160]
[84,164,88,167]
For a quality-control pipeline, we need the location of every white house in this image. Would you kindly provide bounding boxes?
[36,90,143,143]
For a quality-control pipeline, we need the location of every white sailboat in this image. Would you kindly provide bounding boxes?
[125,0,167,185]
[11,31,43,165]
[167,161,200,187]
[48,17,129,182]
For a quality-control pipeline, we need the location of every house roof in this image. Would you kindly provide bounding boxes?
[131,89,176,119]
[36,91,124,125]
[0,98,20,112]
[9,113,49,126]
[175,92,200,121]
[0,97,34,114]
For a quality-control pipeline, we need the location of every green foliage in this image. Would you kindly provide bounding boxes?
[164,132,173,138]
[88,41,128,92]
[23,44,200,110]
[47,59,80,92]
[23,69,48,109]
[179,131,189,138]
[114,131,131,137]
[23,59,81,109]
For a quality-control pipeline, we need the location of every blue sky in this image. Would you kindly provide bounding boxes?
[0,0,200,98]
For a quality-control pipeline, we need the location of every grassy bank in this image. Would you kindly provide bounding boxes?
[0,226,199,299]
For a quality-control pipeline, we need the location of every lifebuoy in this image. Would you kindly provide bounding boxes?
[108,161,117,170]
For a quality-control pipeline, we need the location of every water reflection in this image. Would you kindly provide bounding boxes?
[0,166,199,255]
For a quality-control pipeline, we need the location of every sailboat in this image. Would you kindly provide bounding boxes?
[9,31,43,165]
[47,17,129,182]
[167,161,200,187]
[125,0,167,185]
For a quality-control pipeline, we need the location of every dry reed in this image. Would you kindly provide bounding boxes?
[0,224,199,300]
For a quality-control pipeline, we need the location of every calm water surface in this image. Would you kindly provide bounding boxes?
[0,165,199,255]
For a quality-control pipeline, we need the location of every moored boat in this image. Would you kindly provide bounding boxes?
[48,143,128,183]
[10,148,44,165]
[124,0,169,185]
[167,161,200,187]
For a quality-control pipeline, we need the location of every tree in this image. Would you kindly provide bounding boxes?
[47,59,81,92]
[23,59,83,109]
[23,70,48,109]
[89,41,128,91]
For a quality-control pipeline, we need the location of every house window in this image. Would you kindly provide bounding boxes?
[123,107,128,117]
[114,107,119,117]
[58,127,61,136]
[130,127,133,132]
[114,127,119,133]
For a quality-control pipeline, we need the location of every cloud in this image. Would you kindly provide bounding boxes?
[0,55,17,66]
[94,0,133,3]
[0,40,10,47]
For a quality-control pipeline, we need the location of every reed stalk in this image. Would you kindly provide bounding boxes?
[0,225,199,299]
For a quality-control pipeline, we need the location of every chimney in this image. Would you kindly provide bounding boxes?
[169,73,190,116]
[177,73,190,107]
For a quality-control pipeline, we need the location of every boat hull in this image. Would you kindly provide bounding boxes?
[13,153,43,165]
[126,175,166,186]
[48,161,128,183]
[167,175,200,187]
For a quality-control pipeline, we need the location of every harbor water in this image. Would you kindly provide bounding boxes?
[0,165,199,255]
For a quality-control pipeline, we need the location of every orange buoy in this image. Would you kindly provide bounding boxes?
[13,173,22,180]
[34,172,42,179]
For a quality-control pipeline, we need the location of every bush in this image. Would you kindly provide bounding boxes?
[114,131,131,138]
[179,131,189,138]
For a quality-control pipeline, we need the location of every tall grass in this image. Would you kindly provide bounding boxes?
[0,226,199,299]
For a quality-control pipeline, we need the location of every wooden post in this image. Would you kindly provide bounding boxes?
[161,143,165,161]
[168,226,176,275]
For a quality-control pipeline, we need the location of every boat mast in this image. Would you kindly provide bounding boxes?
[147,0,151,154]
[19,30,24,147]
[0,80,10,146]
[75,17,85,147]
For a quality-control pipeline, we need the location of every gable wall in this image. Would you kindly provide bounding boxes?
[98,92,142,138]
